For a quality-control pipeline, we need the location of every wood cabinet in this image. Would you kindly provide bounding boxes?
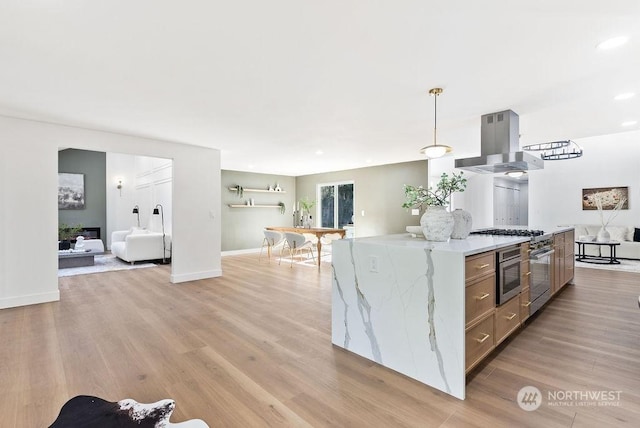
[495,296,521,345]
[465,250,496,373]
[553,230,574,294]
[520,242,531,324]
[465,315,494,371]
[552,233,564,295]
[464,251,495,283]
[563,229,575,286]
[465,275,495,326]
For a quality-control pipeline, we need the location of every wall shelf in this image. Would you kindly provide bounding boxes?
[228,187,286,194]
[228,204,282,208]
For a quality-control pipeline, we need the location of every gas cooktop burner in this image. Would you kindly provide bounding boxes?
[470,228,545,237]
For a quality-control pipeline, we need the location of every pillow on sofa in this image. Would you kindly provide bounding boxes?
[131,228,148,235]
[634,228,640,242]
[608,226,628,242]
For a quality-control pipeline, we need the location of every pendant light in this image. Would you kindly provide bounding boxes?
[420,87,452,158]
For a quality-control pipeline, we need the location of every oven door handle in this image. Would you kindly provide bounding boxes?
[531,249,555,260]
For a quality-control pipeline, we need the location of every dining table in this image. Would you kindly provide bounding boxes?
[265,226,346,267]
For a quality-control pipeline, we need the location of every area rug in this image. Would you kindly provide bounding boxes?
[575,258,640,273]
[58,254,157,277]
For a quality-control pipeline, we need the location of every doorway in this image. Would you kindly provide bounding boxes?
[317,181,354,229]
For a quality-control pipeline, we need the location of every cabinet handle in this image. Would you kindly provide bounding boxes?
[525,271,531,276]
[505,313,517,321]
[526,249,532,253]
[475,333,490,343]
[522,301,532,307]
[476,292,490,301]
[476,263,490,269]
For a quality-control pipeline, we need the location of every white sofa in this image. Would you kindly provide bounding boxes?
[111,228,171,263]
[574,224,640,260]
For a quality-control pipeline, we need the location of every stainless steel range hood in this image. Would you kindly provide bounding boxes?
[455,110,543,173]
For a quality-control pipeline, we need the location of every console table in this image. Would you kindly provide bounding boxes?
[575,240,620,264]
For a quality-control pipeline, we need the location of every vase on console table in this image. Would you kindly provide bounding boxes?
[597,226,610,242]
[420,206,454,242]
[450,208,472,239]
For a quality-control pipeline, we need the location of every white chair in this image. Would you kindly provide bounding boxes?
[260,230,285,262]
[319,232,343,259]
[280,232,316,267]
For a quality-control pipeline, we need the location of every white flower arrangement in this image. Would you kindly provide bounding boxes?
[594,193,626,229]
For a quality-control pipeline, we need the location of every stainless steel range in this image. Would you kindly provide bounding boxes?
[470,229,553,311]
[528,233,554,315]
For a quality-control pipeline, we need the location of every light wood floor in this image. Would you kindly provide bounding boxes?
[1,256,639,427]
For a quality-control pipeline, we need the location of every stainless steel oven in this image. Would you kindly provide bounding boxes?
[496,245,522,304]
[529,235,554,315]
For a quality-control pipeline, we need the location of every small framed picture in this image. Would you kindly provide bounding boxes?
[58,173,85,209]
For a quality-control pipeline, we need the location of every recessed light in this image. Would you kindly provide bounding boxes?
[621,120,637,127]
[315,150,324,155]
[614,92,635,100]
[248,164,255,169]
[365,159,372,163]
[597,36,628,50]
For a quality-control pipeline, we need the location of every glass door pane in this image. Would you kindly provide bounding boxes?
[337,183,354,228]
[320,185,335,227]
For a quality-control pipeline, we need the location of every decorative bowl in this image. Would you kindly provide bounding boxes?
[406,226,424,237]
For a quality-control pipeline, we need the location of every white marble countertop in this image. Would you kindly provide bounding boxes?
[346,234,530,256]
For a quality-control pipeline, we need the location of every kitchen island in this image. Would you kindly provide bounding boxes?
[331,234,530,400]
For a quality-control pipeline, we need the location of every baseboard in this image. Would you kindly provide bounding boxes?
[170,269,222,283]
[222,248,261,256]
[0,290,60,309]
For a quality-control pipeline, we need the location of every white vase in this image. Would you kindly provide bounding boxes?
[450,208,473,239]
[420,206,454,242]
[597,226,610,242]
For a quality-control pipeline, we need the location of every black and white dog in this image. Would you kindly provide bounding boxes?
[49,395,209,428]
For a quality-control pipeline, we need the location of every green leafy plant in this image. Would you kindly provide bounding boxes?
[58,223,83,241]
[402,172,467,211]
[235,185,244,198]
[278,202,286,214]
[298,196,315,214]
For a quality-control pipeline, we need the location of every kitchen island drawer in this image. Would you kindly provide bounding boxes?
[465,251,495,283]
[465,275,495,326]
[465,315,495,372]
[520,287,531,324]
[495,297,521,345]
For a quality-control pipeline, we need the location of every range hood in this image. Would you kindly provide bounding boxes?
[455,110,544,173]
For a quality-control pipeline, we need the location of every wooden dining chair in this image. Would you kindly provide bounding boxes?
[280,232,316,267]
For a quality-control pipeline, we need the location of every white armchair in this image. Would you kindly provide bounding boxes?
[110,229,171,263]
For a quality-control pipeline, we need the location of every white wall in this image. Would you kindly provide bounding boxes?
[106,154,174,249]
[529,130,640,231]
[0,116,221,309]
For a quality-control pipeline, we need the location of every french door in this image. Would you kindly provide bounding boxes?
[317,182,354,228]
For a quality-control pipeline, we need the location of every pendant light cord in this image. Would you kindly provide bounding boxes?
[433,91,438,146]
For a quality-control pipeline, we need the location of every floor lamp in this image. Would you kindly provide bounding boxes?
[132,205,140,228]
[152,204,168,264]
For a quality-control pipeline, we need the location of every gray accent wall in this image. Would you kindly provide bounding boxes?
[221,170,296,251]
[296,160,428,238]
[58,149,107,245]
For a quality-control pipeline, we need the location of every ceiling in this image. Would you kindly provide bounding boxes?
[1,1,639,176]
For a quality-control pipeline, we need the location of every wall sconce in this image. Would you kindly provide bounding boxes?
[153,204,169,264]
[132,205,140,227]
[116,178,123,196]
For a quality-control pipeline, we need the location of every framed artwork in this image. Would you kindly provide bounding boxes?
[58,173,85,209]
[582,186,629,210]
